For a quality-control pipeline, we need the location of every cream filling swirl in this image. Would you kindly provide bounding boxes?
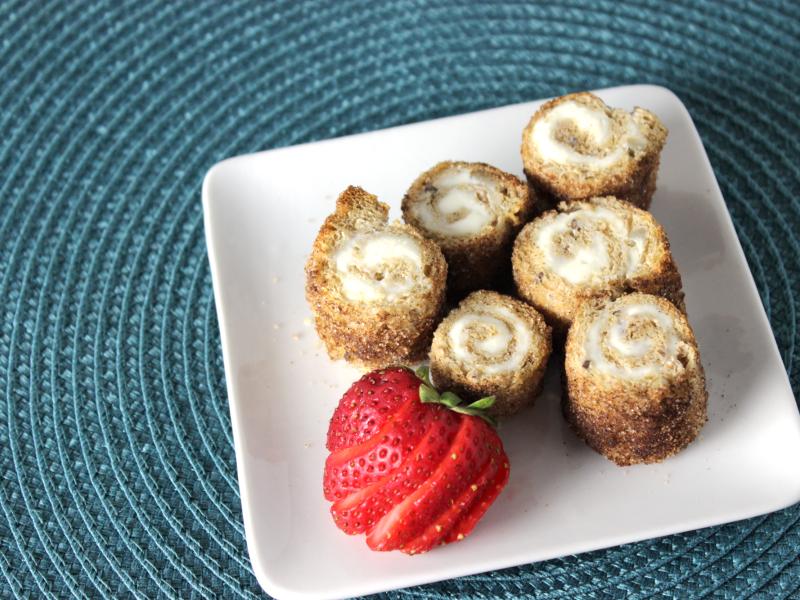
[531,100,647,169]
[584,302,685,380]
[333,232,429,303]
[535,206,649,285]
[410,168,499,238]
[448,305,532,375]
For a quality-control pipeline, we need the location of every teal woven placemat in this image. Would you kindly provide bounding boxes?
[1,1,798,597]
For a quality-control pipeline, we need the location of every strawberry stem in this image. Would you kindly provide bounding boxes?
[414,366,497,427]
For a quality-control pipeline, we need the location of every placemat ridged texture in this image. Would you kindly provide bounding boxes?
[1,0,798,597]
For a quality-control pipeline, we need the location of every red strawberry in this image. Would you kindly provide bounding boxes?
[444,456,509,545]
[402,447,500,554]
[323,394,434,503]
[330,408,461,535]
[323,366,509,554]
[326,368,420,452]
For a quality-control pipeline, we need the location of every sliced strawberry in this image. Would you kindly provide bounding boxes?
[323,367,511,554]
[445,442,509,544]
[331,407,461,534]
[326,368,421,452]
[401,451,499,554]
[323,394,425,501]
[366,417,495,552]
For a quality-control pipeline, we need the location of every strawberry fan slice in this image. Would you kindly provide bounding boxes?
[322,367,510,554]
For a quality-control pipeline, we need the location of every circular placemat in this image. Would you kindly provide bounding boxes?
[1,0,798,597]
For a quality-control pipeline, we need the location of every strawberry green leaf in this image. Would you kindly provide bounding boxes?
[451,406,497,428]
[438,391,462,408]
[419,384,440,404]
[466,396,496,410]
[414,367,497,428]
[415,365,433,387]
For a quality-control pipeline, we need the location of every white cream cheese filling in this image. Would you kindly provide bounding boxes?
[448,305,532,375]
[333,232,428,302]
[584,302,681,379]
[531,100,647,168]
[411,167,499,237]
[535,206,647,285]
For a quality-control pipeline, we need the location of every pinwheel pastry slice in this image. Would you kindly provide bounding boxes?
[564,293,707,466]
[512,196,684,334]
[521,92,667,209]
[429,290,552,418]
[402,161,534,296]
[305,186,447,368]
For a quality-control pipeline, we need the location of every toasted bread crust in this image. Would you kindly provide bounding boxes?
[429,291,552,418]
[305,186,447,368]
[402,161,535,296]
[563,294,707,466]
[511,196,684,336]
[521,92,667,209]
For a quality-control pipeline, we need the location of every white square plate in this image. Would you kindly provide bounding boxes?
[202,84,800,600]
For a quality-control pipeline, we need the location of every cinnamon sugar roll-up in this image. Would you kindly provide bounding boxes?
[564,293,707,466]
[402,161,534,296]
[430,291,551,418]
[512,196,684,335]
[305,186,447,368]
[521,92,667,210]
